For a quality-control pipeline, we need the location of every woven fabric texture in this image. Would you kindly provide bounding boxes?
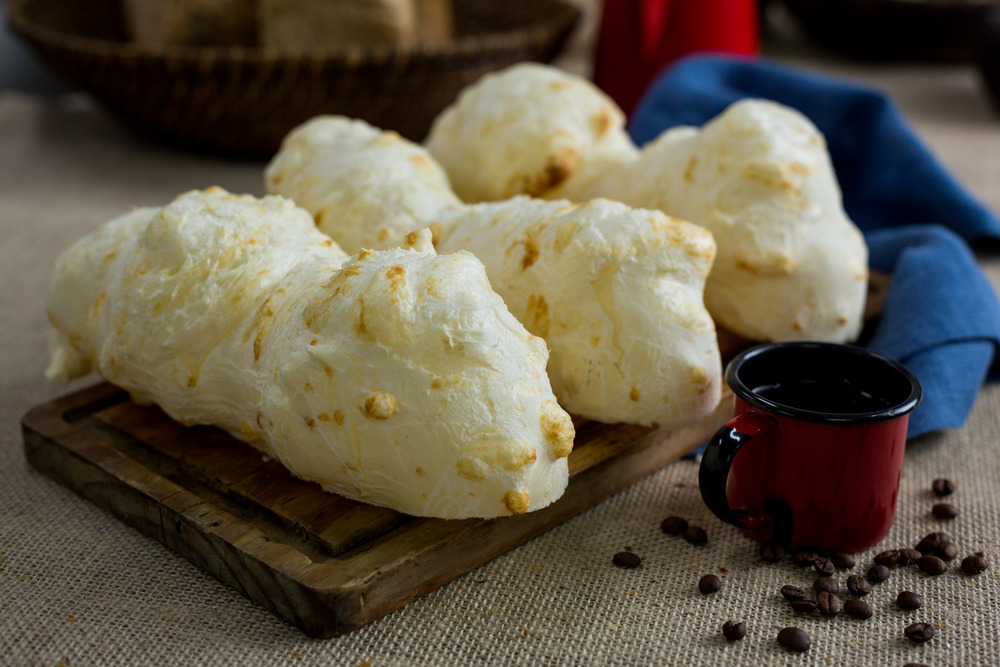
[3,56,1000,666]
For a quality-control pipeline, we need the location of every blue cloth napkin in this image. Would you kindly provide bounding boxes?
[628,55,1000,437]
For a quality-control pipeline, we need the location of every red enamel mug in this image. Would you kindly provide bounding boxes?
[699,342,922,554]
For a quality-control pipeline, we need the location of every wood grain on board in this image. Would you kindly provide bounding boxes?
[22,381,731,638]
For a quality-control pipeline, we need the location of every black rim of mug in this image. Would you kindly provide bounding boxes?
[726,341,923,425]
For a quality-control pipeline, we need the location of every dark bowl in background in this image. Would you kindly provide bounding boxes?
[974,8,1000,111]
[781,0,999,62]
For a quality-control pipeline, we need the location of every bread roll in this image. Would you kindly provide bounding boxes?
[592,100,868,342]
[423,64,869,344]
[424,63,639,203]
[45,188,573,519]
[267,116,722,428]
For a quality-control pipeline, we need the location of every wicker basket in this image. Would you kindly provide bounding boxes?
[7,0,581,157]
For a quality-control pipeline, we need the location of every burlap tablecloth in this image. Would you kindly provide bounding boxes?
[3,35,1000,666]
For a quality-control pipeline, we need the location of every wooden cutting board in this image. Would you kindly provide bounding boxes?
[22,381,732,638]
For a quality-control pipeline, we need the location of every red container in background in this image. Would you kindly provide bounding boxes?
[593,0,759,117]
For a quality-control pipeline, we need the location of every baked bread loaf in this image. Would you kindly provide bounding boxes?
[266,116,461,251]
[435,197,720,427]
[267,116,722,428]
[45,188,574,519]
[591,100,868,343]
[258,0,452,49]
[124,0,257,46]
[425,63,638,203]
[423,63,868,344]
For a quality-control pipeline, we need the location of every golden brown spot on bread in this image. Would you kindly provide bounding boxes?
[792,320,804,332]
[317,412,331,422]
[553,219,579,251]
[590,336,601,347]
[357,249,375,261]
[415,466,425,475]
[521,238,539,271]
[457,458,486,482]
[593,109,613,135]
[333,410,344,426]
[305,417,316,428]
[540,400,574,459]
[525,294,550,338]
[504,489,530,515]
[386,265,405,290]
[684,157,698,183]
[356,301,367,335]
[689,365,710,387]
[500,441,538,470]
[315,210,327,228]
[363,392,397,420]
[515,151,578,197]
[240,421,256,441]
[543,155,573,193]
[187,376,198,388]
[837,315,849,325]
[304,381,314,393]
[253,298,274,362]
[629,387,641,402]
[377,227,390,243]
[256,408,264,429]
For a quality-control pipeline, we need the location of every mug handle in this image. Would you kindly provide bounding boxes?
[699,409,776,529]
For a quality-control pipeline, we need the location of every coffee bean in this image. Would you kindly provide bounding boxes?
[722,620,747,641]
[777,626,811,653]
[844,598,873,620]
[684,525,708,546]
[904,622,935,644]
[867,564,891,583]
[612,551,641,568]
[789,599,818,613]
[792,549,821,567]
[915,532,945,555]
[831,552,856,569]
[961,554,990,575]
[817,590,842,617]
[932,503,959,520]
[813,576,840,595]
[813,557,836,576]
[759,542,785,563]
[698,574,721,595]
[932,478,956,496]
[846,574,871,597]
[896,591,923,611]
[660,515,688,535]
[898,548,923,566]
[937,541,959,561]
[918,554,948,576]
[780,584,808,602]
[874,549,901,567]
